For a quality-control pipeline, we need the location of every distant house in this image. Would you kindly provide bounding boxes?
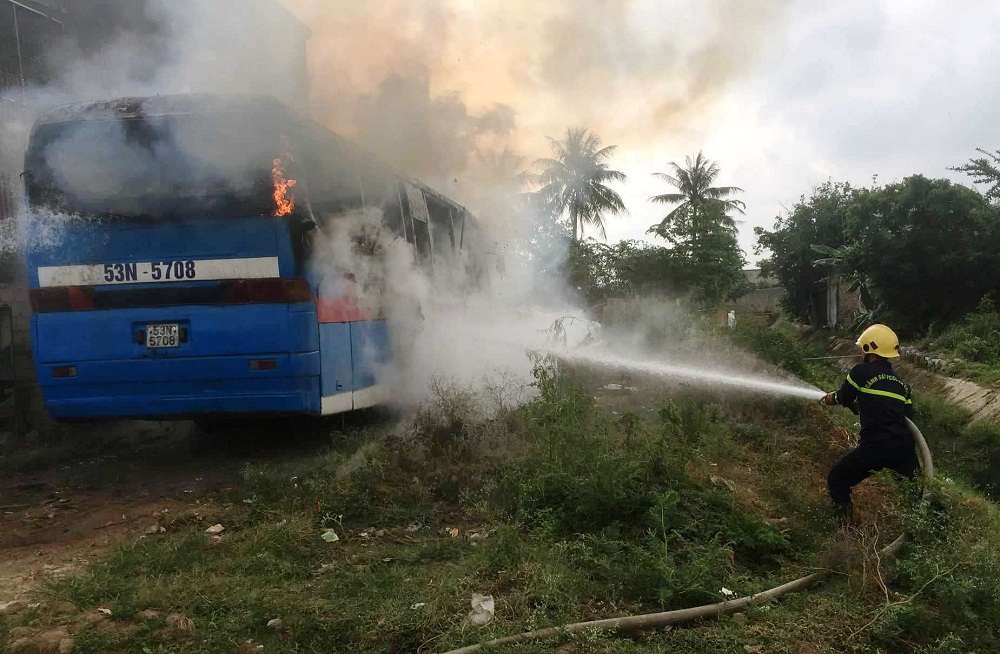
[725,269,861,327]
[732,269,783,316]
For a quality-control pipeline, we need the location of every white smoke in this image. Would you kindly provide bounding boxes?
[303,205,583,413]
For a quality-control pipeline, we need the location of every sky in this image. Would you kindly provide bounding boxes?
[282,0,1000,265]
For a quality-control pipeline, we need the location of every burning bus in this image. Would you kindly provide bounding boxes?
[22,94,474,421]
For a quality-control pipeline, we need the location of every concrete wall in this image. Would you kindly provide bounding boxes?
[734,287,784,315]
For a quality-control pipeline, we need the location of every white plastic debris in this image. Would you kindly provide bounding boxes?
[321,529,340,543]
[468,593,495,626]
[97,608,113,616]
[205,524,225,535]
[720,587,736,598]
[266,618,283,629]
[410,603,426,610]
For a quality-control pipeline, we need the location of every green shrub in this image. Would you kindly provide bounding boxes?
[729,324,811,376]
[933,298,1000,364]
[880,485,1000,652]
[915,396,1000,499]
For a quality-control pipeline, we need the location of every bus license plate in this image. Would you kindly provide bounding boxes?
[147,323,180,349]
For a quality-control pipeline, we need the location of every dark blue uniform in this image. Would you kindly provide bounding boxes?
[828,359,919,510]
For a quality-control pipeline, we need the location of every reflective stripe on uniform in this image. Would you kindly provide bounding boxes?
[846,373,912,404]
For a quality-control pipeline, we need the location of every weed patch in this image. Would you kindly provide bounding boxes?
[913,396,1000,499]
[5,360,985,653]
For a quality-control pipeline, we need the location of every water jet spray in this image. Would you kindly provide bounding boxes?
[553,349,825,400]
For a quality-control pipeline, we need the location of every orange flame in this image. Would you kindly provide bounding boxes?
[271,156,297,217]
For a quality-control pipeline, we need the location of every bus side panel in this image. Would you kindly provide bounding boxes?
[41,369,321,420]
[319,323,353,414]
[350,320,391,408]
[31,303,322,420]
[33,304,316,364]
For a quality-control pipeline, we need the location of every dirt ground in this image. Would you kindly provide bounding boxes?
[0,417,354,609]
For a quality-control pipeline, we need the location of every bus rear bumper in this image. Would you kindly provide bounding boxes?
[38,352,321,420]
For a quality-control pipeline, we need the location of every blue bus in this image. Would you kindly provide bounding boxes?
[23,94,474,421]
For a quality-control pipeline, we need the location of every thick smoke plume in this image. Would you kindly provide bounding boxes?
[285,0,792,185]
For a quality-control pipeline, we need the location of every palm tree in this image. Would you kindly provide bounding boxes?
[646,151,745,246]
[535,128,628,241]
[477,148,532,193]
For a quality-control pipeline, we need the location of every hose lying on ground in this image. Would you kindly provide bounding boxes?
[441,417,933,654]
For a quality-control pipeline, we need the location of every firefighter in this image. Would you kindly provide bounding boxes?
[821,324,919,522]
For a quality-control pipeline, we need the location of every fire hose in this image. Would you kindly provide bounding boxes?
[441,417,933,654]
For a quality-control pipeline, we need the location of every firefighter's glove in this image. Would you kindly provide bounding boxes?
[821,392,837,406]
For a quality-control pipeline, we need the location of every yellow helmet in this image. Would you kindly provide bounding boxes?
[856,324,900,358]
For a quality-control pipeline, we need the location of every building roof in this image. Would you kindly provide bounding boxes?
[3,0,65,21]
[34,93,293,126]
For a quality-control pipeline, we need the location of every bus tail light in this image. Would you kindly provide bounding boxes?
[224,278,312,304]
[30,287,95,312]
[52,365,77,378]
[30,279,312,312]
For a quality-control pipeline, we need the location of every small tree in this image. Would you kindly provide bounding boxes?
[755,181,855,325]
[951,148,1000,205]
[683,202,750,305]
[565,239,687,303]
[841,175,1000,331]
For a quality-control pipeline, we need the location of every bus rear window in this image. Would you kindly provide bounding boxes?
[26,113,284,220]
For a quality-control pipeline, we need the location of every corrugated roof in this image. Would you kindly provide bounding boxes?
[3,0,65,21]
[34,93,293,125]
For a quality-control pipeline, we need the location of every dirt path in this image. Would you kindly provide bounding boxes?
[0,487,183,605]
[0,437,233,606]
[0,417,352,609]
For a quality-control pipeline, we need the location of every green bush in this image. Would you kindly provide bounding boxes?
[473,367,800,609]
[933,298,1000,364]
[728,324,807,376]
[914,396,1000,499]
[882,485,1000,652]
